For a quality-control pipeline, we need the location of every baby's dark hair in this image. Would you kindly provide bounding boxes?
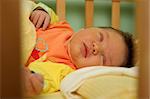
[100,27,134,68]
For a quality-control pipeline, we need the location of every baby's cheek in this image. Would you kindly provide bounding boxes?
[82,57,100,67]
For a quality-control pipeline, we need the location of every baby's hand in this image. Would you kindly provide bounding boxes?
[22,67,44,97]
[30,9,50,30]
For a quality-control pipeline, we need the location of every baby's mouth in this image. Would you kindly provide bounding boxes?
[81,42,88,58]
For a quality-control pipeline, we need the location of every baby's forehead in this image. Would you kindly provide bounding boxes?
[79,27,121,38]
[89,27,113,32]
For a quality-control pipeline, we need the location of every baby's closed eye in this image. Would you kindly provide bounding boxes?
[99,32,104,42]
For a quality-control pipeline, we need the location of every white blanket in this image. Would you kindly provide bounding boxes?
[60,66,138,99]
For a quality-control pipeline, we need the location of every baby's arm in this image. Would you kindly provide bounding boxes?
[28,60,74,94]
[29,2,59,30]
[30,9,50,30]
[22,67,44,97]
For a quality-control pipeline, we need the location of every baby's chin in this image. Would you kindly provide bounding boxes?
[66,41,75,64]
[67,43,80,68]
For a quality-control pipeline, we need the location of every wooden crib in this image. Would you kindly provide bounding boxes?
[56,0,120,29]
[0,0,149,98]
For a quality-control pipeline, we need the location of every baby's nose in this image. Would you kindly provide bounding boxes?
[92,42,100,55]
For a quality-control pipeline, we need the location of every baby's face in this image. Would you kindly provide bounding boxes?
[67,27,127,68]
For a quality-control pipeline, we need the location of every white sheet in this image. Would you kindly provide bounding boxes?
[60,66,138,99]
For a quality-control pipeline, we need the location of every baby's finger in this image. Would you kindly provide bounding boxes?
[36,14,45,29]
[34,73,44,84]
[25,78,33,93]
[30,11,36,21]
[23,75,35,97]
[23,67,31,77]
[30,74,43,94]
[42,16,50,30]
[32,11,41,26]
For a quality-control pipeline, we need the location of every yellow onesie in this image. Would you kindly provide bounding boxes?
[28,55,74,94]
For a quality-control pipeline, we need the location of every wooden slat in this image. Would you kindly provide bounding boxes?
[85,0,94,28]
[0,0,1,97]
[136,0,149,98]
[56,0,66,21]
[1,0,22,98]
[111,0,120,29]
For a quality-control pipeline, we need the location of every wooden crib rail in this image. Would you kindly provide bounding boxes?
[56,0,94,27]
[112,0,120,29]
[85,0,94,28]
[56,0,121,29]
[56,0,66,21]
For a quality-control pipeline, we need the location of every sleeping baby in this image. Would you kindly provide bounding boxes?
[22,0,134,97]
